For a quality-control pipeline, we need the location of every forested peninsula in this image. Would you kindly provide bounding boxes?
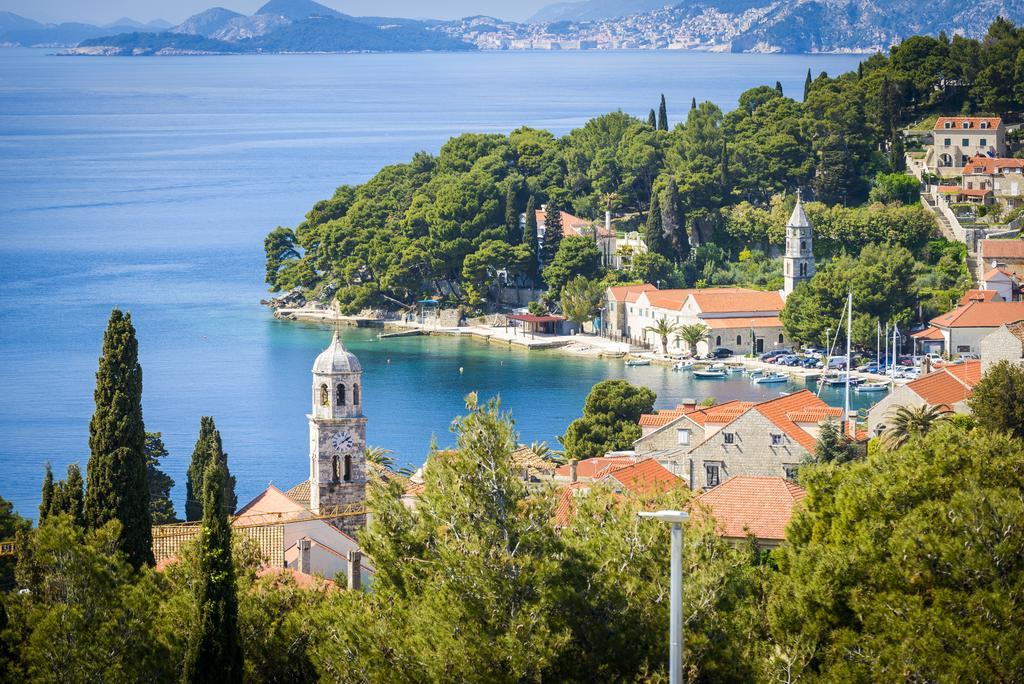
[265,18,1022,344]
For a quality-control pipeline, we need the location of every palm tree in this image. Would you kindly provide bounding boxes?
[364,445,395,470]
[530,440,565,465]
[678,323,711,357]
[881,404,949,449]
[645,316,682,354]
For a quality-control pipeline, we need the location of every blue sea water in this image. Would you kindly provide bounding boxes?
[0,47,868,519]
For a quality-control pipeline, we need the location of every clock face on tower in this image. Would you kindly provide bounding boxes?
[330,430,356,454]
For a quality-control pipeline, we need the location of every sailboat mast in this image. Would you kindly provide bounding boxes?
[844,292,852,420]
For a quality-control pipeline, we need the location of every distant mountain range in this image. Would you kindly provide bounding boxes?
[2,0,1021,55]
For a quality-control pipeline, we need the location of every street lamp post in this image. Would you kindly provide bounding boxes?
[639,510,690,684]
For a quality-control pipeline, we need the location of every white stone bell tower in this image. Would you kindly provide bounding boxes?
[309,330,367,535]
[783,191,815,296]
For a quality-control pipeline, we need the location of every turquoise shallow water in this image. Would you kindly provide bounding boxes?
[0,47,868,518]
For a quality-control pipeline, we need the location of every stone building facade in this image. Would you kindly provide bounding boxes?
[980,321,1024,372]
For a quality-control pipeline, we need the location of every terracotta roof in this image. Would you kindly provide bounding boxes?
[641,288,693,311]
[1006,320,1024,343]
[703,315,783,330]
[786,407,843,423]
[602,459,684,495]
[933,116,1002,131]
[511,445,559,479]
[981,240,1024,260]
[639,408,690,427]
[688,289,784,315]
[696,476,806,541]
[754,390,840,452]
[608,283,656,302]
[931,301,1024,329]
[554,481,590,527]
[554,456,638,480]
[257,567,338,590]
[690,401,754,425]
[937,185,962,194]
[964,154,1024,174]
[960,288,1001,305]
[912,326,945,340]
[905,360,981,406]
[982,268,1014,282]
[284,480,311,509]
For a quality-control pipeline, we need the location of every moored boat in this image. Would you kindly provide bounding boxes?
[752,372,788,384]
[625,358,651,367]
[672,360,694,371]
[854,381,890,393]
[693,367,728,379]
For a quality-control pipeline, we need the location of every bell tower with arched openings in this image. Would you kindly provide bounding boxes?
[309,330,366,535]
[783,191,815,296]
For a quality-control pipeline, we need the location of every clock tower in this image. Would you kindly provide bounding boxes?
[309,330,367,535]
[783,191,815,296]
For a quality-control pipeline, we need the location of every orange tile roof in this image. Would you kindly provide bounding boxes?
[964,154,1024,174]
[905,360,981,406]
[689,289,784,314]
[1006,320,1024,343]
[933,116,1002,131]
[931,301,1024,329]
[960,288,1000,305]
[607,283,656,302]
[638,400,750,431]
[554,456,638,480]
[537,209,598,237]
[912,326,945,340]
[639,408,689,427]
[554,481,591,527]
[982,268,1015,282]
[786,406,844,423]
[703,315,783,330]
[696,475,806,541]
[641,288,693,311]
[257,567,338,590]
[981,239,1024,260]
[603,459,684,495]
[754,390,840,452]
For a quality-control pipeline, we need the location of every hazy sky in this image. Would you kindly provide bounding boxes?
[2,0,549,24]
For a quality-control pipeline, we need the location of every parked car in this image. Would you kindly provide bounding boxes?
[711,347,734,359]
[799,357,822,368]
[759,349,791,362]
[827,357,848,370]
[777,354,801,366]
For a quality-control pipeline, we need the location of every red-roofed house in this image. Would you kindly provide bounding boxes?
[981,239,1024,282]
[605,283,657,337]
[928,117,1005,176]
[961,154,1024,209]
[867,360,982,434]
[635,391,845,490]
[618,284,788,354]
[979,268,1019,302]
[914,300,1024,356]
[695,476,806,549]
[552,459,684,526]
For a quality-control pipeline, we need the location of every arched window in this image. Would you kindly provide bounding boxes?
[319,384,329,407]
[336,383,346,405]
[785,262,790,275]
[331,455,340,482]
[715,335,722,346]
[778,333,784,344]
[799,262,807,277]
[352,383,360,405]
[343,454,352,482]
[801,240,806,251]
[736,334,742,346]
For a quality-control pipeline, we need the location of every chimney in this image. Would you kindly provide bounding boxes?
[569,459,578,483]
[845,411,858,439]
[347,549,362,592]
[298,538,311,575]
[681,398,697,410]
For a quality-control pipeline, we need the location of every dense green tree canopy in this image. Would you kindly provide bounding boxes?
[561,380,656,459]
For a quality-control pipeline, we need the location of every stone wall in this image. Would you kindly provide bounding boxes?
[980,325,1024,372]
[634,418,705,456]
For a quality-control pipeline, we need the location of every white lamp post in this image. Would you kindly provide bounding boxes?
[639,509,690,684]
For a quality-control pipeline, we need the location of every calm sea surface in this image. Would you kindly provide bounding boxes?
[0,47,868,518]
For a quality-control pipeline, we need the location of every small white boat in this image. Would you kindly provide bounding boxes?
[728,365,744,374]
[752,372,788,384]
[854,381,890,393]
[672,360,694,371]
[625,358,651,367]
[693,368,728,379]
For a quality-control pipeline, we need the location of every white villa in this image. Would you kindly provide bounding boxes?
[926,116,1006,177]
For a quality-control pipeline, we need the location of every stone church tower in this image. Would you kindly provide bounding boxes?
[308,331,367,536]
[783,192,815,295]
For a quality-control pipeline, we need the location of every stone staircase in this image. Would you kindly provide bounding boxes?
[922,194,979,286]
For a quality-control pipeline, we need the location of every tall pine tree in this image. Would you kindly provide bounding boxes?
[503,179,521,244]
[647,109,657,128]
[657,94,668,131]
[182,457,243,684]
[775,80,783,96]
[690,97,696,111]
[83,309,152,569]
[523,196,540,286]
[644,191,667,260]
[542,202,564,264]
[186,417,236,521]
[661,177,689,263]
[146,432,177,524]
[803,68,813,100]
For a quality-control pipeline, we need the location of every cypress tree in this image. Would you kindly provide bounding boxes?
[662,177,689,263]
[720,140,730,190]
[182,457,243,684]
[645,191,667,259]
[146,432,178,524]
[647,109,657,128]
[523,196,539,285]
[54,463,85,527]
[503,180,521,244]
[657,94,668,131]
[542,201,564,264]
[803,68,813,100]
[775,80,783,96]
[186,417,236,521]
[690,96,696,111]
[83,309,152,569]
[39,465,53,522]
